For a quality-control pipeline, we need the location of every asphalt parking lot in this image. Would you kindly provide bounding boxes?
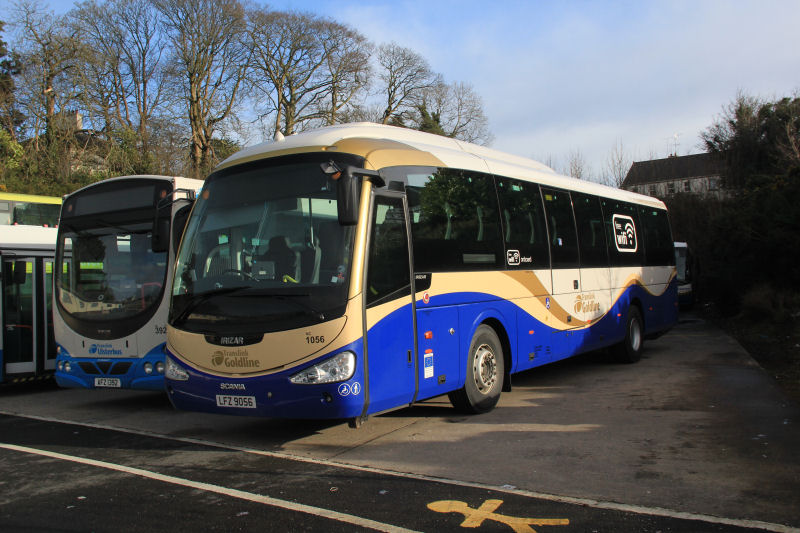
[1,313,798,532]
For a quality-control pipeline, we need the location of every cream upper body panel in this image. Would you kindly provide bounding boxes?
[214,123,666,212]
[168,293,365,377]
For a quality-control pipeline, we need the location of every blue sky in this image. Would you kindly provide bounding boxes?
[42,0,800,177]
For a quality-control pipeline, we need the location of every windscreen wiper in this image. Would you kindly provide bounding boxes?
[171,286,251,326]
[229,290,326,322]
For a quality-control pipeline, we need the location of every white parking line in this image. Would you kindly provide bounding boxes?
[0,441,420,533]
[1,411,796,533]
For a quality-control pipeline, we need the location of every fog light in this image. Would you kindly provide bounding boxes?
[144,362,153,375]
[155,362,165,374]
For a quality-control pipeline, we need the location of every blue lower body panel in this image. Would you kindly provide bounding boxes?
[55,343,167,391]
[165,281,677,420]
[165,339,367,419]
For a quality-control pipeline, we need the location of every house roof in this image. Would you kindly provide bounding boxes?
[622,152,724,187]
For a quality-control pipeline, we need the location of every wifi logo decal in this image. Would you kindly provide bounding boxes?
[612,215,638,253]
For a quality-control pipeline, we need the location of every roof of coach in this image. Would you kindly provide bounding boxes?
[217,123,665,209]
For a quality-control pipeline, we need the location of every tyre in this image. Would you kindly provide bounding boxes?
[448,324,505,414]
[612,305,644,363]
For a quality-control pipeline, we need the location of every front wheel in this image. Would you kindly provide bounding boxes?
[449,324,505,414]
[613,306,643,363]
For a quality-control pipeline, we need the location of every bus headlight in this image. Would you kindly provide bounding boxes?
[64,362,72,373]
[57,361,64,371]
[143,362,153,374]
[155,362,165,374]
[165,357,189,381]
[289,351,356,385]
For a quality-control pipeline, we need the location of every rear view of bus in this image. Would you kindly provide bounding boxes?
[54,175,202,390]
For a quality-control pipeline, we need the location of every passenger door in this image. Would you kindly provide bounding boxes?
[572,193,612,327]
[541,188,582,359]
[0,257,52,379]
[363,193,417,414]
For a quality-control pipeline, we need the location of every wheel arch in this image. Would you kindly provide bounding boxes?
[629,296,645,331]
[481,316,512,392]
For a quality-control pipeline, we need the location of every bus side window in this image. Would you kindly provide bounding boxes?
[638,206,674,266]
[541,188,579,269]
[602,199,643,267]
[572,192,609,268]
[495,177,549,269]
[408,169,503,271]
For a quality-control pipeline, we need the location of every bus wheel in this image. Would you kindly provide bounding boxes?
[613,306,643,363]
[449,324,504,414]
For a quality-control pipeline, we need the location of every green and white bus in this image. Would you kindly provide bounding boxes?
[0,224,58,384]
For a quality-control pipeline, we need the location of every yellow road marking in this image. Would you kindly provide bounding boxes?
[429,499,569,532]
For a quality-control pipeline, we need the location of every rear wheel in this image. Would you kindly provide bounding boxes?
[613,306,643,363]
[449,324,504,414]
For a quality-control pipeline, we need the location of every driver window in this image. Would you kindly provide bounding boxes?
[366,196,411,307]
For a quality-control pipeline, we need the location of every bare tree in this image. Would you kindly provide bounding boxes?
[778,102,800,166]
[0,20,23,140]
[71,0,175,157]
[419,80,492,144]
[155,0,249,178]
[603,139,632,188]
[11,0,80,145]
[376,42,438,125]
[566,148,588,180]
[247,10,327,136]
[317,20,371,126]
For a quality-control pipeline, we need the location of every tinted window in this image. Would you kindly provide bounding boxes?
[366,196,411,307]
[542,188,579,269]
[402,168,503,271]
[495,177,549,269]
[601,199,643,267]
[639,206,674,266]
[572,193,609,268]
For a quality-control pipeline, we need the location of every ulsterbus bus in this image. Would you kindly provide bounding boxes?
[54,175,203,390]
[0,225,58,384]
[0,191,62,227]
[165,123,677,425]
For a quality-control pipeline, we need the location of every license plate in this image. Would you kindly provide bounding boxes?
[215,395,256,408]
[94,377,121,388]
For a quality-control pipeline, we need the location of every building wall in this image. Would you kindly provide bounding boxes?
[627,175,725,199]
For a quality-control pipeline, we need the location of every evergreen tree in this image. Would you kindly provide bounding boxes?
[416,105,447,137]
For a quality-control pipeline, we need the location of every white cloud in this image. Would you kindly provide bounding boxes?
[51,0,800,175]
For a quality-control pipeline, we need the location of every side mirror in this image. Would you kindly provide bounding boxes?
[321,161,385,227]
[152,186,199,253]
[172,202,194,253]
[336,170,360,226]
[152,215,170,253]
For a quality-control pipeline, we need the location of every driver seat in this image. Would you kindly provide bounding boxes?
[258,236,300,281]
